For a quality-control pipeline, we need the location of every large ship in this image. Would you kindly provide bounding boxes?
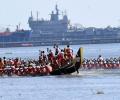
[0,27,31,47]
[28,5,120,46]
[0,5,120,47]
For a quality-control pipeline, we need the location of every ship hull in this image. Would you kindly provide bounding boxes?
[0,37,120,48]
[0,29,120,48]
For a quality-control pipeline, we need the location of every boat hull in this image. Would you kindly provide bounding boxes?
[50,63,79,75]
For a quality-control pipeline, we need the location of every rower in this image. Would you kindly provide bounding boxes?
[52,57,59,69]
[65,45,73,61]
[39,50,43,65]
[0,58,4,75]
[13,58,21,68]
[41,51,47,65]
[3,57,7,68]
[54,44,60,56]
[97,55,104,62]
[47,49,54,64]
[97,55,104,67]
[57,49,64,66]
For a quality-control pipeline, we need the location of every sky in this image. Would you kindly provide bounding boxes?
[0,0,120,30]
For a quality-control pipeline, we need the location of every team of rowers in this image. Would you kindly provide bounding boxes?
[0,45,120,76]
[82,55,120,69]
[0,45,74,76]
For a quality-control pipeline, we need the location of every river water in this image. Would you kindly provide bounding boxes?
[0,43,120,59]
[0,43,120,100]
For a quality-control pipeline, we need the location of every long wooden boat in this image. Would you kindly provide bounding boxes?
[0,48,83,76]
[50,62,79,75]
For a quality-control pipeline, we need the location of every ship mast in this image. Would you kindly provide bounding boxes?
[31,11,33,18]
[55,4,59,15]
[55,4,59,21]
[36,11,39,21]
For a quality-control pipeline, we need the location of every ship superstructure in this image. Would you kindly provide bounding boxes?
[29,5,68,33]
[28,5,120,46]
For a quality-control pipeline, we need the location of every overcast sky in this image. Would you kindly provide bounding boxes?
[0,0,120,30]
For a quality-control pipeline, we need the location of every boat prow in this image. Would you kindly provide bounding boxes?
[50,47,83,75]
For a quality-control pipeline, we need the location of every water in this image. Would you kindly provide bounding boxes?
[0,43,120,59]
[1,43,120,100]
[0,73,120,100]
